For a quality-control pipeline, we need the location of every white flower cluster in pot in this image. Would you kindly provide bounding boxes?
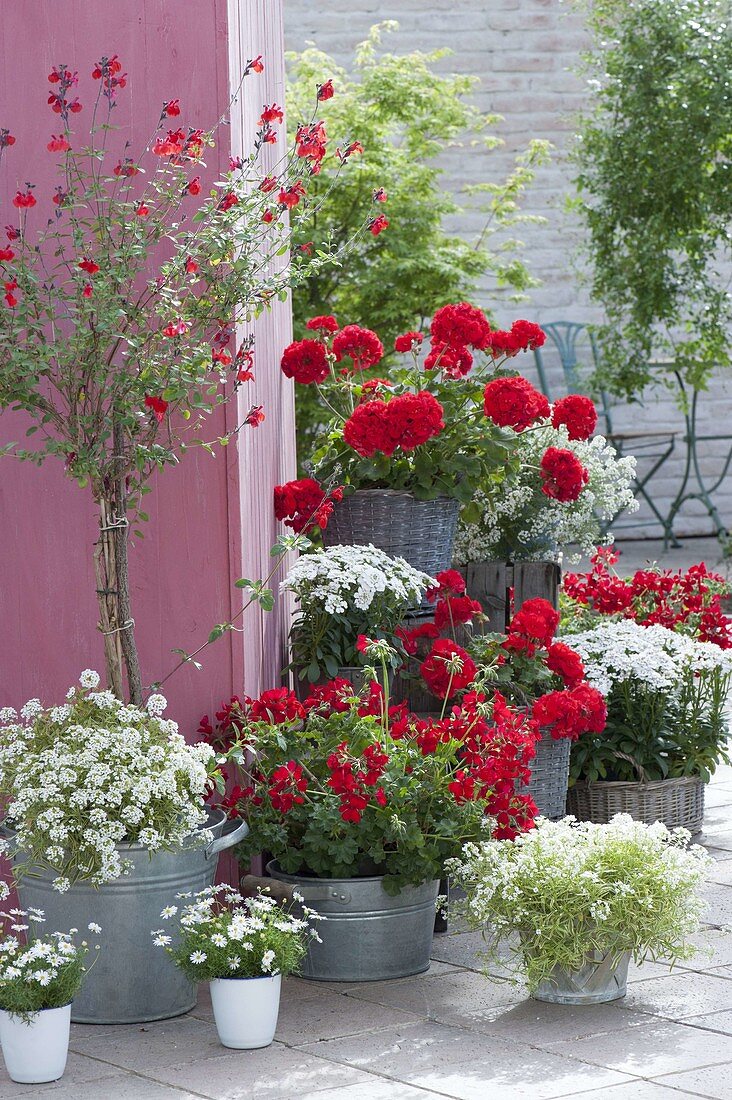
[566,619,732,697]
[453,422,638,564]
[281,544,433,615]
[448,814,712,987]
[0,673,216,892]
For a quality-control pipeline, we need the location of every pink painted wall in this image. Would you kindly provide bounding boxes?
[0,1,296,732]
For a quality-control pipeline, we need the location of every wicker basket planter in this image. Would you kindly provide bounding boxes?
[521,736,571,821]
[322,490,460,608]
[566,775,705,835]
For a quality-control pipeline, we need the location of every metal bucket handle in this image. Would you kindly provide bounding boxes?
[204,817,249,860]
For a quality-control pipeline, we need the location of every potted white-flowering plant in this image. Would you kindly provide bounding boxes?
[0,672,248,1024]
[564,620,732,833]
[454,420,637,565]
[449,815,711,1004]
[0,908,100,1084]
[282,543,432,690]
[154,885,321,1049]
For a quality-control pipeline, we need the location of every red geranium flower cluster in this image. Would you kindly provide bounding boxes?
[280,338,330,385]
[327,741,388,822]
[540,446,589,502]
[484,319,546,357]
[531,683,607,742]
[551,394,597,441]
[274,477,343,534]
[503,597,560,657]
[423,302,493,379]
[563,547,732,648]
[420,639,477,698]
[268,761,308,813]
[333,324,384,371]
[483,376,550,432]
[343,392,445,457]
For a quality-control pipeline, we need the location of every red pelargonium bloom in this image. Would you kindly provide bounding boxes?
[144,395,169,423]
[245,405,265,427]
[317,79,335,101]
[343,392,444,457]
[306,314,339,335]
[4,280,18,308]
[430,302,492,351]
[545,641,585,687]
[78,257,99,275]
[373,187,388,203]
[136,203,149,217]
[540,447,589,502]
[427,569,467,603]
[280,338,330,385]
[483,376,550,432]
[337,140,364,161]
[274,477,343,534]
[420,639,476,698]
[12,190,36,210]
[396,621,439,656]
[423,342,474,378]
[485,319,546,357]
[551,394,598,441]
[503,598,559,656]
[332,325,384,371]
[250,688,305,725]
[532,683,607,741]
[394,331,423,353]
[0,247,14,262]
[303,678,358,716]
[434,594,482,631]
[82,283,93,299]
[163,99,180,116]
[0,129,15,149]
[47,134,70,153]
[185,176,202,196]
[249,55,265,74]
[268,760,308,813]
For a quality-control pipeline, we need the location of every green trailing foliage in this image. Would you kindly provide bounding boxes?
[573,0,732,397]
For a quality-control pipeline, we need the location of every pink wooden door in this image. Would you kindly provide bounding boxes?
[0,0,295,733]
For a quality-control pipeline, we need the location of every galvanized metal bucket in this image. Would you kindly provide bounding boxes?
[268,862,439,981]
[7,810,248,1024]
[532,949,630,1004]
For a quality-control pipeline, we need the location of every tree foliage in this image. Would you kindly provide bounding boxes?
[286,22,549,459]
[573,0,732,396]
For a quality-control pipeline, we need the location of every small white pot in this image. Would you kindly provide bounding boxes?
[0,1003,71,1083]
[209,974,282,1049]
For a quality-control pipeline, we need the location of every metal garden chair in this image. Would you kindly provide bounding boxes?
[533,321,680,545]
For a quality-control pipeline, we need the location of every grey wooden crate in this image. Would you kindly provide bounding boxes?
[461,560,561,632]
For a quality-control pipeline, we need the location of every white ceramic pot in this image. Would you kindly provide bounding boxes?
[0,1003,71,1083]
[209,974,282,1049]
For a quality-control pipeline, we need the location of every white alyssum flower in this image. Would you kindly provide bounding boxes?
[0,674,216,891]
[79,670,101,689]
[282,544,432,616]
[454,422,638,565]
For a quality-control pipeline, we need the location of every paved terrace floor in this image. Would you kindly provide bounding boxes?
[6,535,732,1100]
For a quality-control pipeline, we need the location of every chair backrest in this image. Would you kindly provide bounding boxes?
[533,321,615,436]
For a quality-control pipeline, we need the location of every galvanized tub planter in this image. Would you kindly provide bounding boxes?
[566,775,705,835]
[7,809,248,1024]
[322,490,460,608]
[522,736,571,821]
[267,862,439,981]
[531,948,631,1005]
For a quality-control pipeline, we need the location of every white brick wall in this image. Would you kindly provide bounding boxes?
[285,0,732,540]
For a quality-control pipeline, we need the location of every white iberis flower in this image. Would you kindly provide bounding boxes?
[282,543,433,616]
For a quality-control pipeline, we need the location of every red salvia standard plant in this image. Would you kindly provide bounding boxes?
[0,56,382,702]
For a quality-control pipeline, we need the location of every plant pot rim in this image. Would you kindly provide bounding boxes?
[0,806,225,855]
[341,488,457,504]
[572,775,702,792]
[210,974,280,984]
[267,859,389,885]
[0,1001,72,1018]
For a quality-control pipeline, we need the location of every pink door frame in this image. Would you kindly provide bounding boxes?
[0,0,296,733]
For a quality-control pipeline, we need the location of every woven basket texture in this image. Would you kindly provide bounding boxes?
[322,491,460,608]
[566,775,705,835]
[522,736,571,820]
